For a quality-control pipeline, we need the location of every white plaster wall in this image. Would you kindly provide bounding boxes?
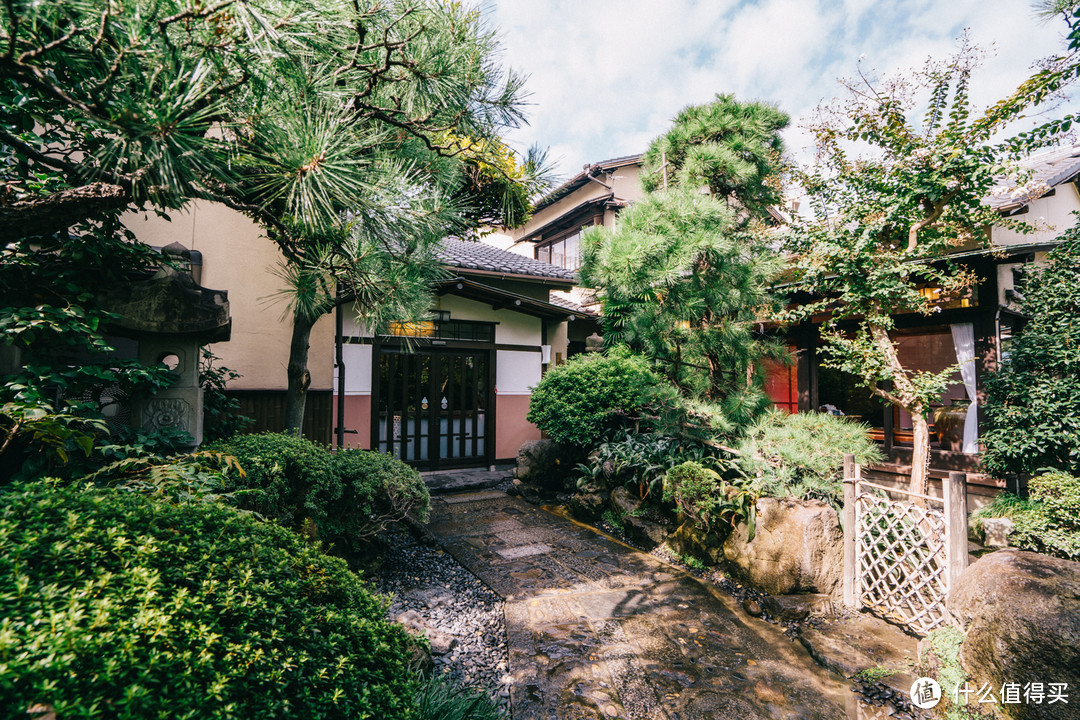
[496,350,542,395]
[610,163,644,204]
[436,295,541,346]
[335,344,372,395]
[992,185,1080,246]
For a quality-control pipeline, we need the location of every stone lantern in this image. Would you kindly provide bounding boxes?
[98,242,230,447]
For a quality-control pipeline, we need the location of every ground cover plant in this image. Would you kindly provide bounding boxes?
[972,471,1080,560]
[0,481,420,720]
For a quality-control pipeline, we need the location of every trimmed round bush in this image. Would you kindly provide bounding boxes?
[0,481,419,719]
[206,431,339,531]
[526,350,661,447]
[329,449,430,545]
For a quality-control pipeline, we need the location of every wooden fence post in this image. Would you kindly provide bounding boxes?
[843,453,857,608]
[944,471,969,592]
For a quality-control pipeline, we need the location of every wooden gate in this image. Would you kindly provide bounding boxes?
[842,457,968,636]
[371,345,493,470]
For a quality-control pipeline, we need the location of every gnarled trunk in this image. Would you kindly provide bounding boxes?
[284,309,316,436]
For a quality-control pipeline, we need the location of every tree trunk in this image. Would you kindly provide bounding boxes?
[284,309,316,437]
[909,407,931,497]
[868,318,933,498]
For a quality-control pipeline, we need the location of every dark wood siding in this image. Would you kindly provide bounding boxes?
[225,390,332,445]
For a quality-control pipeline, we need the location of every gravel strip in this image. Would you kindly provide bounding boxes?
[373,527,512,712]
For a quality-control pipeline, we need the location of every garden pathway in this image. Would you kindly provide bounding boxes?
[424,489,862,720]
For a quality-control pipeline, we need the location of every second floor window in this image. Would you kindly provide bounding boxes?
[536,227,584,270]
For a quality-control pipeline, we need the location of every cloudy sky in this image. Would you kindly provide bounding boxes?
[484,0,1075,179]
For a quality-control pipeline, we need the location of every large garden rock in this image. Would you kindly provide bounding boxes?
[665,521,726,565]
[623,515,669,549]
[569,491,607,521]
[722,497,843,599]
[609,486,640,516]
[948,549,1080,720]
[514,439,561,488]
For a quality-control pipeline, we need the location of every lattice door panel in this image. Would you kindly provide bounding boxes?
[855,492,950,635]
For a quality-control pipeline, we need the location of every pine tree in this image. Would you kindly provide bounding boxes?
[581,95,789,431]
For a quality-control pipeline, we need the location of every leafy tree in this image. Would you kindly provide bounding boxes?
[582,95,788,429]
[200,1,544,433]
[1,0,545,436]
[982,226,1080,477]
[785,33,1080,496]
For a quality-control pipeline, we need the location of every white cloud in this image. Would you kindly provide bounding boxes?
[485,0,1078,179]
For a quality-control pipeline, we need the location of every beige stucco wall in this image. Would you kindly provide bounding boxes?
[123,202,335,391]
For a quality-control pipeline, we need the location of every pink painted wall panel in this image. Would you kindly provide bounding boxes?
[332,394,371,449]
[496,394,540,461]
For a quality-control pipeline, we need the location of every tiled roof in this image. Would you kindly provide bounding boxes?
[438,237,576,282]
[534,154,643,212]
[986,143,1080,211]
[547,293,597,316]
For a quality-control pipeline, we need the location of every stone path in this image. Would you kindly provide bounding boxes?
[424,489,864,720]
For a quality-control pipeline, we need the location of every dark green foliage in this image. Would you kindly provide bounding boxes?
[413,673,507,720]
[199,349,253,442]
[206,432,340,532]
[205,435,429,550]
[982,472,1080,560]
[0,481,420,720]
[80,450,245,506]
[576,429,729,501]
[580,189,783,428]
[983,226,1080,477]
[329,449,431,546]
[640,93,789,219]
[526,351,661,447]
[662,460,756,537]
[0,230,178,479]
[736,411,883,506]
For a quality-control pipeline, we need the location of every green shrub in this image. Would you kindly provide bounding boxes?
[972,472,1080,560]
[576,429,728,499]
[206,431,339,532]
[736,410,882,506]
[329,448,430,546]
[526,350,661,447]
[662,460,755,537]
[982,226,1080,477]
[1028,471,1080,525]
[0,481,420,719]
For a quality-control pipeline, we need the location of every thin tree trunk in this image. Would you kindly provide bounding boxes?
[868,318,932,498]
[284,309,316,437]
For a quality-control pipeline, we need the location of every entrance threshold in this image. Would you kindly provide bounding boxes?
[421,466,514,495]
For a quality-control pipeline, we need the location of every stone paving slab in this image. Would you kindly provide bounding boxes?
[425,491,861,719]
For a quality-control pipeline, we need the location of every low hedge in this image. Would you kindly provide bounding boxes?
[329,448,430,548]
[206,434,429,550]
[526,350,661,447]
[0,481,420,719]
[205,431,340,531]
